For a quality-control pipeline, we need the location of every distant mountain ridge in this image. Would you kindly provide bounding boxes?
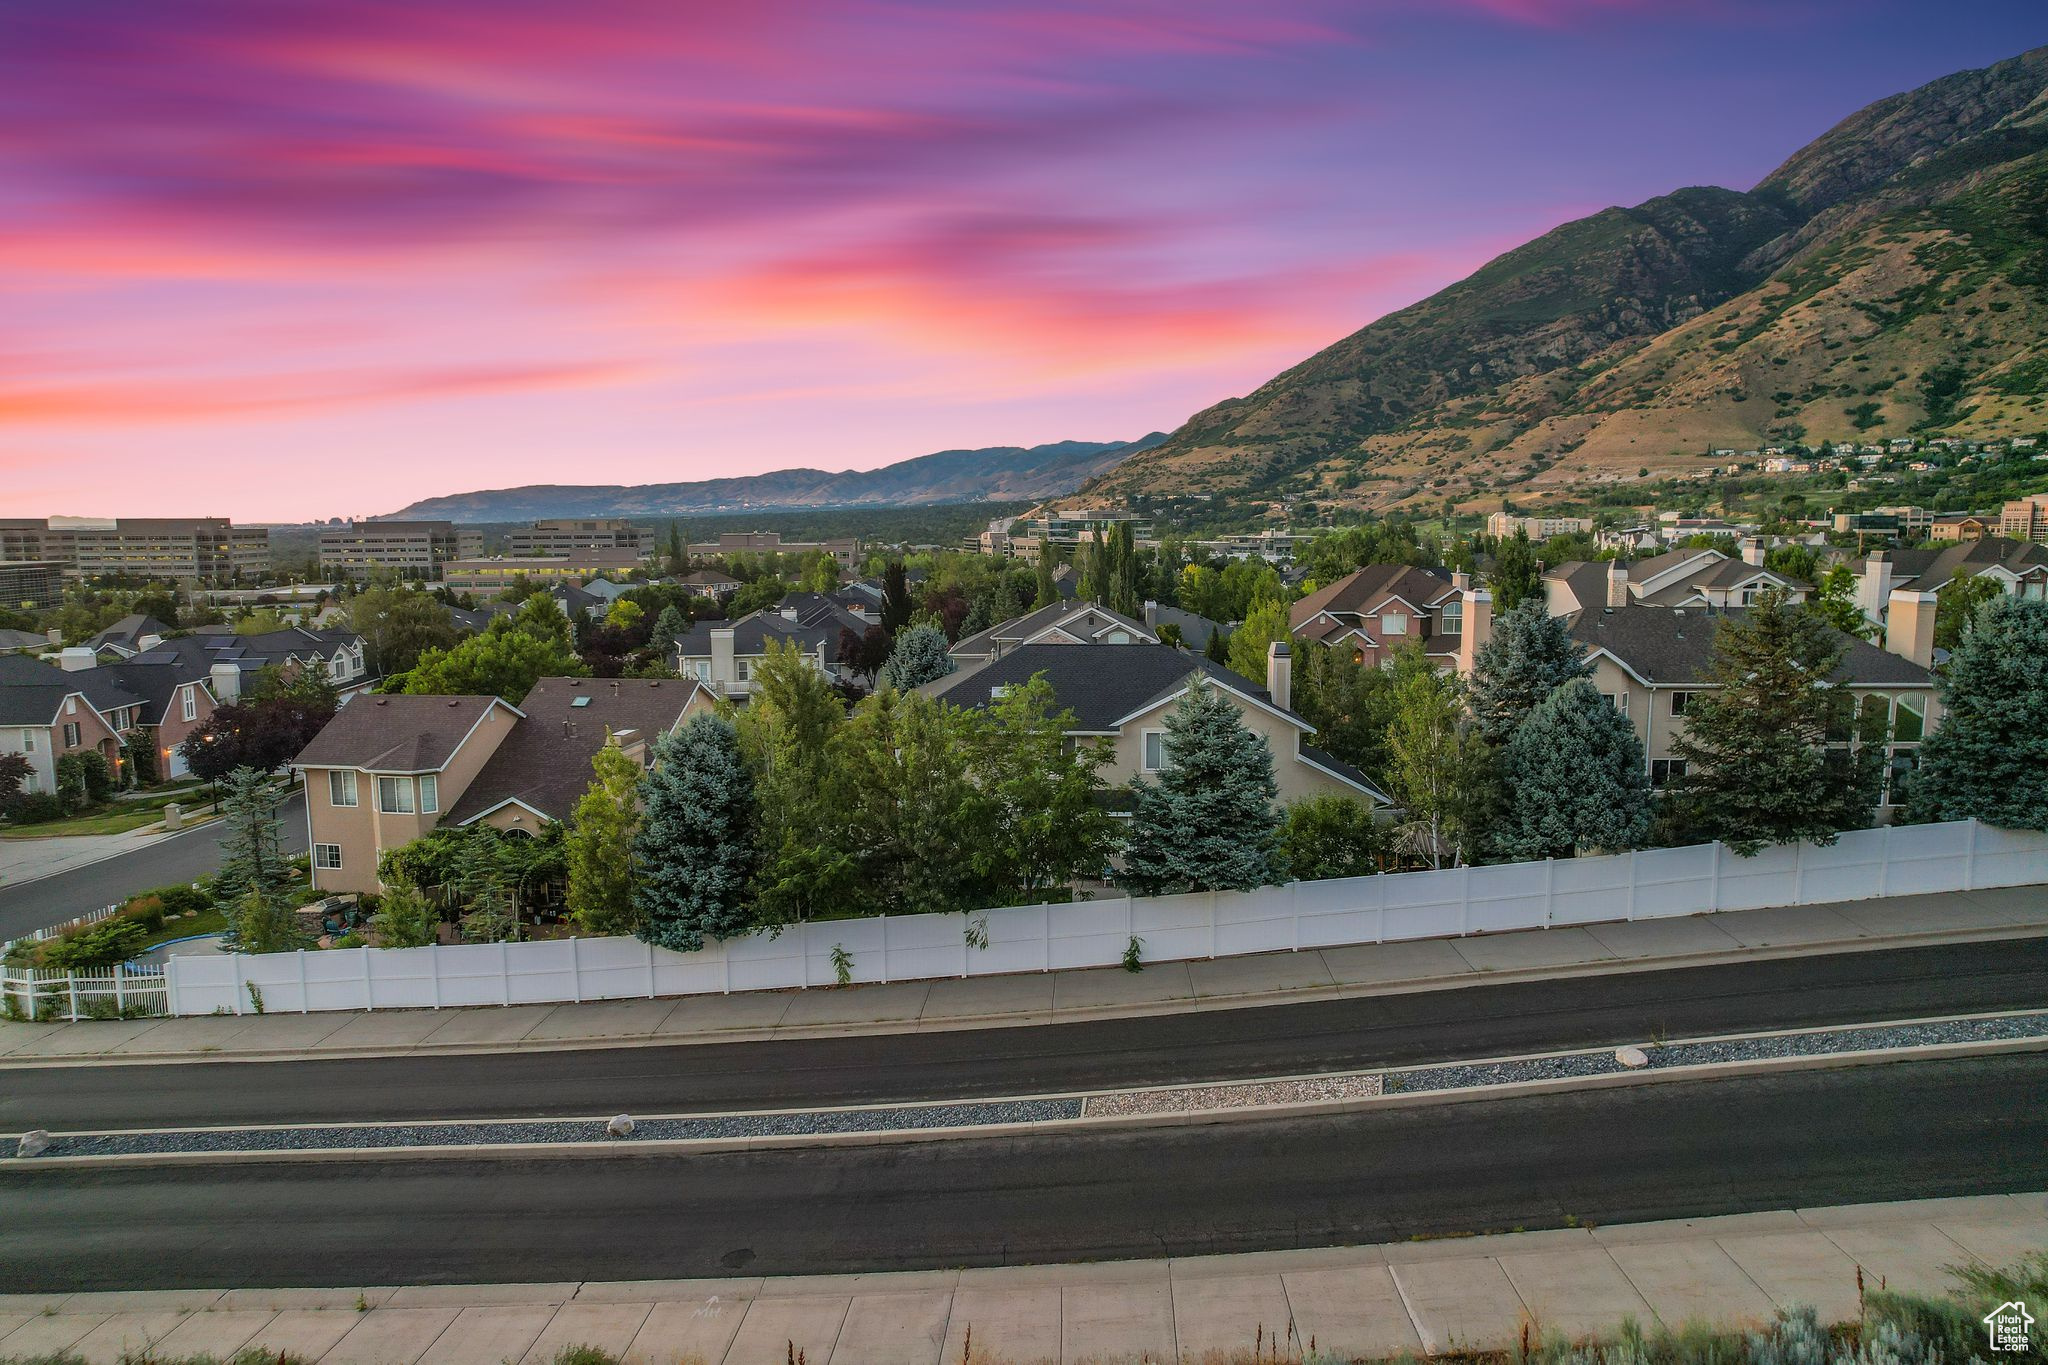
[389,434,1168,522]
[1087,45,2048,509]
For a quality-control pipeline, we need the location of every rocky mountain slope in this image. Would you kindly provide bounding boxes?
[1087,46,2048,511]
[389,434,1166,522]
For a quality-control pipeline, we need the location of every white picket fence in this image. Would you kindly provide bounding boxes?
[155,819,2048,1018]
[1,964,170,1022]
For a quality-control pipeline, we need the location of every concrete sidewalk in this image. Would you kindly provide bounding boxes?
[3,885,2043,1064]
[0,1193,2040,1363]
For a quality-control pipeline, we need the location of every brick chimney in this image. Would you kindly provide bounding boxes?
[1456,588,1493,675]
[1606,561,1629,609]
[1884,589,1937,669]
[1856,551,1893,625]
[1266,640,1292,710]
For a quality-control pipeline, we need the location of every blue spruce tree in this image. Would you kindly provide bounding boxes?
[1120,680,1280,894]
[1495,678,1652,860]
[1908,595,2048,829]
[634,713,757,951]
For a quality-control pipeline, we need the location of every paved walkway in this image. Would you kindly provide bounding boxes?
[2,886,2041,1064]
[0,1193,2039,1363]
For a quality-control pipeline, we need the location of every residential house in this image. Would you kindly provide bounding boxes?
[1565,604,1938,805]
[123,626,373,700]
[0,629,50,657]
[91,659,221,781]
[1545,545,1808,619]
[1288,565,1468,670]
[0,654,150,796]
[671,609,842,699]
[85,614,176,660]
[294,677,714,893]
[1853,539,2048,632]
[949,600,1157,668]
[1141,603,1221,652]
[1929,513,1996,543]
[677,569,740,600]
[924,642,1389,807]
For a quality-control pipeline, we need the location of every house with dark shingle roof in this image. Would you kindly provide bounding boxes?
[1547,546,1809,619]
[1288,565,1467,670]
[1852,538,2048,635]
[0,654,151,797]
[924,643,1389,808]
[949,600,1157,667]
[671,609,844,699]
[1568,605,1938,804]
[293,678,716,893]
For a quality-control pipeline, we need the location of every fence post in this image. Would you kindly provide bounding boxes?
[114,968,125,1015]
[1291,880,1300,953]
[231,954,246,1016]
[67,973,80,1022]
[500,940,511,1007]
[1626,851,1639,921]
[362,945,375,1011]
[1709,842,1722,912]
[428,944,441,1010]
[1793,839,1806,904]
[1964,819,1979,892]
[722,946,731,995]
[1877,825,1892,898]
[298,949,310,1013]
[646,938,656,999]
[165,959,180,1018]
[1208,891,1218,959]
[881,915,891,985]
[1544,858,1556,928]
[570,937,583,1003]
[1459,867,1470,936]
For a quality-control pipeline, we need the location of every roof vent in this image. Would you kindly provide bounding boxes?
[376,698,390,706]
[447,699,460,706]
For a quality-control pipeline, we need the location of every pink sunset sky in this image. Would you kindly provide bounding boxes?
[1,0,2040,521]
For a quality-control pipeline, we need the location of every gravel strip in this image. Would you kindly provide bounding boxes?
[2,1098,1080,1159]
[1084,1074,1382,1117]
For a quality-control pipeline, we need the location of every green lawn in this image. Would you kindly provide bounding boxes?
[1,789,215,840]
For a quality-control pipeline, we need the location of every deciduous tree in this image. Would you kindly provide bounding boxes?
[565,740,645,935]
[1224,600,1290,685]
[1488,529,1538,612]
[1277,794,1387,880]
[1386,666,1491,869]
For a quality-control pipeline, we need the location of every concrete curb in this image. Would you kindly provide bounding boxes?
[6,914,2046,1069]
[13,1024,2043,1171]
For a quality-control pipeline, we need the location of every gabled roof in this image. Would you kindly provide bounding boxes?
[87,614,173,654]
[672,609,838,657]
[678,569,740,588]
[292,695,519,773]
[1288,565,1453,632]
[93,660,210,722]
[1889,537,2048,593]
[1569,607,1932,688]
[927,643,1303,734]
[950,600,1153,659]
[445,676,715,826]
[0,654,147,726]
[1545,560,1615,617]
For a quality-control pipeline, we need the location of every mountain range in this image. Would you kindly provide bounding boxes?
[1087,45,2048,511]
[388,435,1166,522]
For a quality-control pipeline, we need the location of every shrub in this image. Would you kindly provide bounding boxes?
[8,792,66,825]
[121,894,167,933]
[156,883,211,918]
[36,916,150,970]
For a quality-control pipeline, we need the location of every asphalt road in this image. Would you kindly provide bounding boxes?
[3,1056,2041,1291]
[0,790,307,941]
[6,937,2044,1133]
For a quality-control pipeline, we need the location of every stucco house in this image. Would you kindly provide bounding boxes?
[948,600,1157,667]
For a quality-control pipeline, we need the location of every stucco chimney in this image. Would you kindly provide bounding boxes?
[44,628,61,647]
[1857,551,1893,625]
[1740,537,1766,567]
[209,661,242,702]
[1451,570,1471,591]
[1266,640,1291,710]
[1457,588,1493,675]
[710,627,736,692]
[57,647,95,672]
[1606,561,1629,609]
[1884,589,1937,669]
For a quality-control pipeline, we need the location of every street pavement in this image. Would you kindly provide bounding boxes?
[2,1056,2043,1291]
[3,935,2044,1132]
[0,790,306,941]
[2,1193,2041,1363]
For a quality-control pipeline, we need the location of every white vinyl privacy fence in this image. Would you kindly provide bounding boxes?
[163,819,2048,1017]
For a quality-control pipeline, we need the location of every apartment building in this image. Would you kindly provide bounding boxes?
[0,519,269,584]
[442,550,647,593]
[505,519,649,556]
[1486,512,1593,542]
[2000,494,2048,544]
[686,531,862,573]
[319,521,482,580]
[294,677,713,893]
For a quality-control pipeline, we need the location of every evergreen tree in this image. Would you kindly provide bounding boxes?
[1033,538,1059,609]
[635,713,757,951]
[1225,600,1290,684]
[1909,595,2048,829]
[649,605,687,661]
[1108,522,1141,616]
[1077,530,1105,605]
[1465,599,1594,745]
[1808,563,1869,638]
[880,560,913,635]
[1934,571,2003,652]
[214,767,294,913]
[1386,666,1491,868]
[1668,590,1882,854]
[368,878,439,948]
[1203,626,1231,665]
[664,523,688,578]
[1488,529,1539,612]
[1121,682,1281,894]
[878,623,956,690]
[1495,679,1652,860]
[565,740,644,935]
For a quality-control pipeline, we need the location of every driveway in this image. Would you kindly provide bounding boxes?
[0,790,307,941]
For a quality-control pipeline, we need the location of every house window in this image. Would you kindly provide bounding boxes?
[1893,696,1925,743]
[62,722,81,748]
[329,770,358,808]
[419,774,439,814]
[181,687,197,722]
[314,844,343,870]
[736,659,753,683]
[65,697,76,715]
[1380,610,1409,635]
[1650,759,1688,788]
[377,776,415,814]
[1601,692,1628,714]
[1439,600,1463,633]
[1141,729,1167,772]
[1670,691,1692,716]
[21,730,35,753]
